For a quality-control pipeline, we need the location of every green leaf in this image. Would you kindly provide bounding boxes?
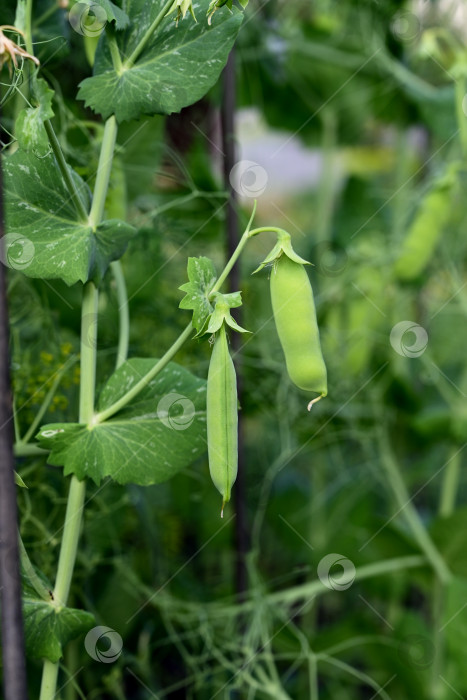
[36,360,207,485]
[179,256,217,333]
[15,78,54,156]
[93,0,130,29]
[23,589,95,662]
[15,472,27,488]
[77,0,244,122]
[4,150,136,286]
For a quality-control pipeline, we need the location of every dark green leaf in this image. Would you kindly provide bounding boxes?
[36,360,207,485]
[4,150,136,285]
[23,589,95,662]
[77,0,243,122]
[93,0,130,29]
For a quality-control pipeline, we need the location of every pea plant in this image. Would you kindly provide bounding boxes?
[1,0,328,696]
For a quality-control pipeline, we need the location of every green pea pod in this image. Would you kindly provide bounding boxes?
[270,255,327,404]
[206,323,238,515]
[394,163,459,281]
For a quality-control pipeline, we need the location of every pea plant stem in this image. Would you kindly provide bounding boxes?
[111,261,130,369]
[20,355,77,445]
[124,0,174,68]
[39,111,118,699]
[44,121,89,223]
[39,282,98,700]
[18,535,51,602]
[439,446,461,517]
[88,116,118,227]
[94,321,194,423]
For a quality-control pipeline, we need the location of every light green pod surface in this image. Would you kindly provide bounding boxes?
[206,324,238,509]
[271,256,327,395]
[394,186,452,281]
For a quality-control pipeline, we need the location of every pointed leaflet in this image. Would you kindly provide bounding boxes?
[205,291,250,334]
[36,360,207,485]
[16,78,54,156]
[23,586,95,662]
[179,256,217,333]
[4,150,136,286]
[77,0,244,122]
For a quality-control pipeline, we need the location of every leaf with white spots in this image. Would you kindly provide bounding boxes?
[36,360,207,485]
[4,150,136,286]
[77,0,244,122]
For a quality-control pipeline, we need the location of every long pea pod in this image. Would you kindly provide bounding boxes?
[206,323,238,515]
[394,163,459,281]
[270,254,327,405]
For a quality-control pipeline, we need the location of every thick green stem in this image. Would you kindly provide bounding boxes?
[89,116,118,227]
[39,282,98,700]
[44,121,89,222]
[107,31,123,73]
[123,0,174,68]
[378,431,451,584]
[111,261,130,369]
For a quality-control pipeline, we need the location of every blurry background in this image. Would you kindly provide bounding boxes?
[4,0,467,697]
